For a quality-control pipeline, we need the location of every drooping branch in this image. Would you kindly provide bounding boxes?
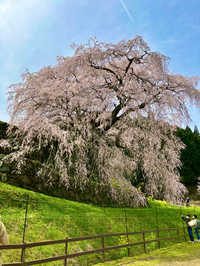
[3,36,199,205]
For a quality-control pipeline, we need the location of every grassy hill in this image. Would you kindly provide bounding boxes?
[1,182,200,265]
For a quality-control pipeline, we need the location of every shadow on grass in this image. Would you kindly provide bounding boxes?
[94,242,200,266]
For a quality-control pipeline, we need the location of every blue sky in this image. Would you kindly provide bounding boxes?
[0,0,199,130]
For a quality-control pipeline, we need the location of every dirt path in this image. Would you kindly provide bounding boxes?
[94,241,200,266]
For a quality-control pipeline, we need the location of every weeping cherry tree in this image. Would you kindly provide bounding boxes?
[1,36,200,205]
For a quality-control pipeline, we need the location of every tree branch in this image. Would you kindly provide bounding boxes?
[89,59,123,85]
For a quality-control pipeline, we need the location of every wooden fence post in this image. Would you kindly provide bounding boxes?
[124,206,130,257]
[21,242,26,265]
[22,195,29,243]
[127,235,130,257]
[64,237,68,266]
[180,207,187,242]
[142,231,146,253]
[155,206,160,249]
[21,195,29,262]
[177,229,180,243]
[102,234,105,263]
[183,227,187,241]
[167,230,170,244]
[157,230,160,249]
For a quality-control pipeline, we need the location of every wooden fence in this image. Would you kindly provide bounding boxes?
[1,226,188,266]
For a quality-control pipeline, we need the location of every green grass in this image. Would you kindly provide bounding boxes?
[0,182,200,265]
[94,241,200,266]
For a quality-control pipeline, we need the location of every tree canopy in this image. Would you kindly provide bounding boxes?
[1,36,200,205]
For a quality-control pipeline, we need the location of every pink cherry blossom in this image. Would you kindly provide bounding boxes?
[1,36,200,205]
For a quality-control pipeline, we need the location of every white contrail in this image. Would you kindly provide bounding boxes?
[120,0,134,23]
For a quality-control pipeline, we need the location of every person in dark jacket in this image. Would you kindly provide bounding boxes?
[186,197,190,207]
[193,215,200,241]
[181,214,194,243]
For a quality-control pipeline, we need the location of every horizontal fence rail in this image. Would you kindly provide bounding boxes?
[1,226,188,266]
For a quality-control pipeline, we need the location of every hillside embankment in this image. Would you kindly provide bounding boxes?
[1,182,200,265]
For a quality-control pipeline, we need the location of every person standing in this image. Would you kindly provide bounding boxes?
[193,215,200,241]
[181,214,194,243]
[181,198,184,206]
[0,216,9,266]
[186,197,190,207]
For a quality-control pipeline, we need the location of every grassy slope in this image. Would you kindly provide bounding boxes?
[1,182,200,265]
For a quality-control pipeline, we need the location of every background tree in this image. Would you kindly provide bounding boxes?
[194,125,200,136]
[1,36,200,204]
[174,125,200,186]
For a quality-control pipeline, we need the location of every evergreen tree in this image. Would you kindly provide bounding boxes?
[194,125,200,136]
[174,126,200,185]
